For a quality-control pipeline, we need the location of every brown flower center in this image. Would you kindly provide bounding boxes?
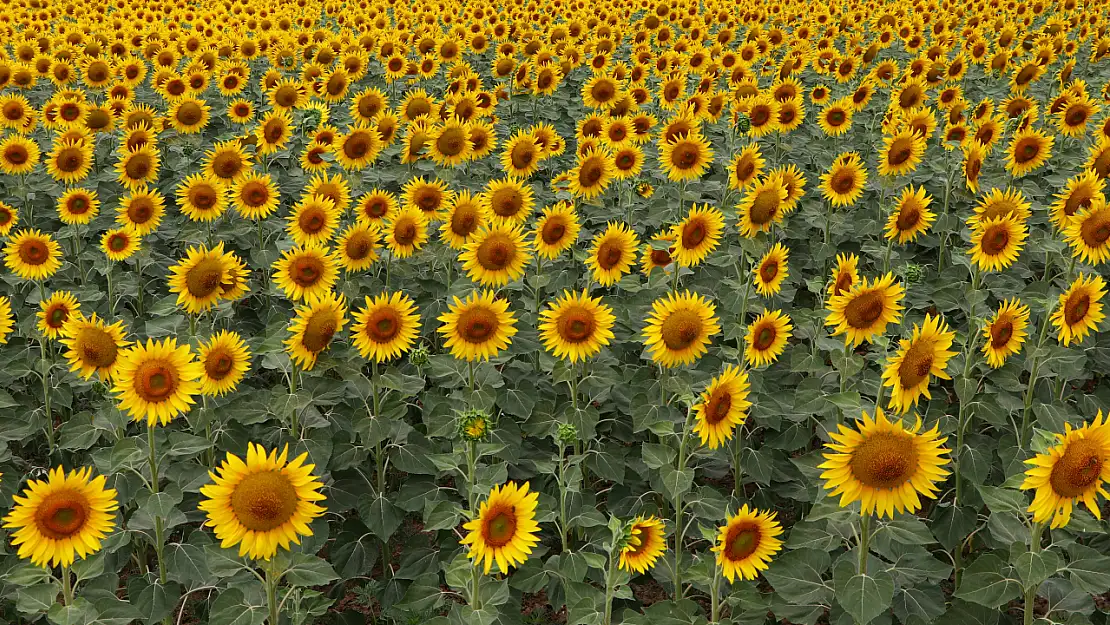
[1049,438,1104,497]
[850,432,917,489]
[230,470,298,531]
[34,491,89,539]
[844,290,886,329]
[660,309,703,351]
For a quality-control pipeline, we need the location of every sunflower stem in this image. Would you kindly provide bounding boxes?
[602,548,618,625]
[148,425,169,590]
[59,564,73,606]
[288,366,299,439]
[1023,522,1045,625]
[106,264,115,317]
[1020,306,1055,448]
[857,513,871,576]
[558,441,570,553]
[466,439,482,610]
[265,557,281,625]
[709,556,722,623]
[732,423,744,499]
[672,406,696,599]
[39,281,54,457]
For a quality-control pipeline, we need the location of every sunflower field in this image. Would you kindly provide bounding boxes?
[3,0,1110,624]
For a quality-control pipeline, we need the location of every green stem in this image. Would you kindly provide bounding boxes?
[858,513,871,576]
[1024,522,1045,625]
[673,407,695,599]
[468,360,475,394]
[558,442,570,552]
[60,564,73,606]
[709,557,722,623]
[569,361,579,411]
[106,264,115,316]
[1020,309,1054,448]
[266,557,281,625]
[289,366,299,439]
[148,426,168,589]
[39,284,54,454]
[467,439,482,610]
[602,548,619,625]
[732,424,744,498]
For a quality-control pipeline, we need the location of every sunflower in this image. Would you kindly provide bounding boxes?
[659,133,713,182]
[0,296,12,344]
[745,309,793,368]
[877,129,926,177]
[199,443,326,561]
[1052,273,1107,346]
[886,185,935,243]
[2,466,118,568]
[982,298,1030,368]
[728,144,765,190]
[37,291,79,340]
[713,506,784,582]
[1052,171,1105,231]
[168,243,249,313]
[482,178,535,225]
[102,228,139,262]
[272,244,339,302]
[231,174,279,220]
[204,139,251,184]
[115,144,159,190]
[587,222,640,287]
[820,152,867,207]
[1021,412,1110,529]
[753,243,789,297]
[461,481,540,575]
[403,176,453,222]
[818,98,854,136]
[642,290,720,368]
[670,205,724,268]
[167,96,210,134]
[826,273,905,346]
[383,207,429,259]
[1005,128,1054,177]
[568,149,615,200]
[334,124,381,170]
[356,189,398,226]
[737,176,788,237]
[1065,201,1110,265]
[462,223,533,288]
[533,202,580,260]
[538,289,616,363]
[968,215,1027,272]
[881,315,957,414]
[0,134,39,175]
[641,234,675,276]
[819,409,951,518]
[829,253,860,298]
[177,173,228,222]
[335,223,381,273]
[117,188,166,235]
[197,331,251,397]
[57,188,99,226]
[440,191,487,250]
[500,130,541,178]
[438,290,518,362]
[60,314,130,382]
[287,195,340,247]
[4,229,62,281]
[256,109,293,155]
[689,365,749,449]
[1058,98,1099,138]
[619,516,667,574]
[968,187,1033,228]
[46,139,92,183]
[285,292,348,371]
[113,338,203,426]
[350,292,421,363]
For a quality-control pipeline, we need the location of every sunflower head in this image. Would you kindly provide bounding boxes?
[618,516,667,574]
[713,505,784,582]
[1022,412,1110,528]
[460,481,541,574]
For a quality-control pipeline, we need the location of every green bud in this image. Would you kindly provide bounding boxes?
[557,422,578,446]
[736,113,752,134]
[458,408,492,442]
[409,345,430,368]
[903,263,925,284]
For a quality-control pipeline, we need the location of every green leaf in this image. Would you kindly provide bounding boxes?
[359,494,402,541]
[892,586,947,625]
[284,553,339,586]
[46,597,97,625]
[205,545,249,578]
[1066,557,1110,594]
[208,588,267,625]
[659,466,693,500]
[1012,547,1061,589]
[837,571,895,625]
[641,442,675,469]
[955,553,1022,608]
[128,577,180,625]
[763,548,833,605]
[17,583,61,615]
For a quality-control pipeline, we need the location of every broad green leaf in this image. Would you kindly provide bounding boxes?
[837,571,895,625]
[763,548,833,605]
[955,553,1022,608]
[284,553,339,586]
